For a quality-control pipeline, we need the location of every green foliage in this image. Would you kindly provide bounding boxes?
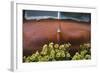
[23,42,91,62]
[40,44,48,55]
[72,52,82,60]
[66,52,71,60]
[85,54,91,59]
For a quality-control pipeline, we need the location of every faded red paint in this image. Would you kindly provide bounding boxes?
[23,19,91,56]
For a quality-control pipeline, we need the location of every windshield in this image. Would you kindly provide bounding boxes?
[23,10,91,22]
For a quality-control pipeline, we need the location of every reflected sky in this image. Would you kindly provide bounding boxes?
[23,10,91,22]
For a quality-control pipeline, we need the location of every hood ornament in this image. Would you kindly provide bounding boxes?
[57,24,61,43]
